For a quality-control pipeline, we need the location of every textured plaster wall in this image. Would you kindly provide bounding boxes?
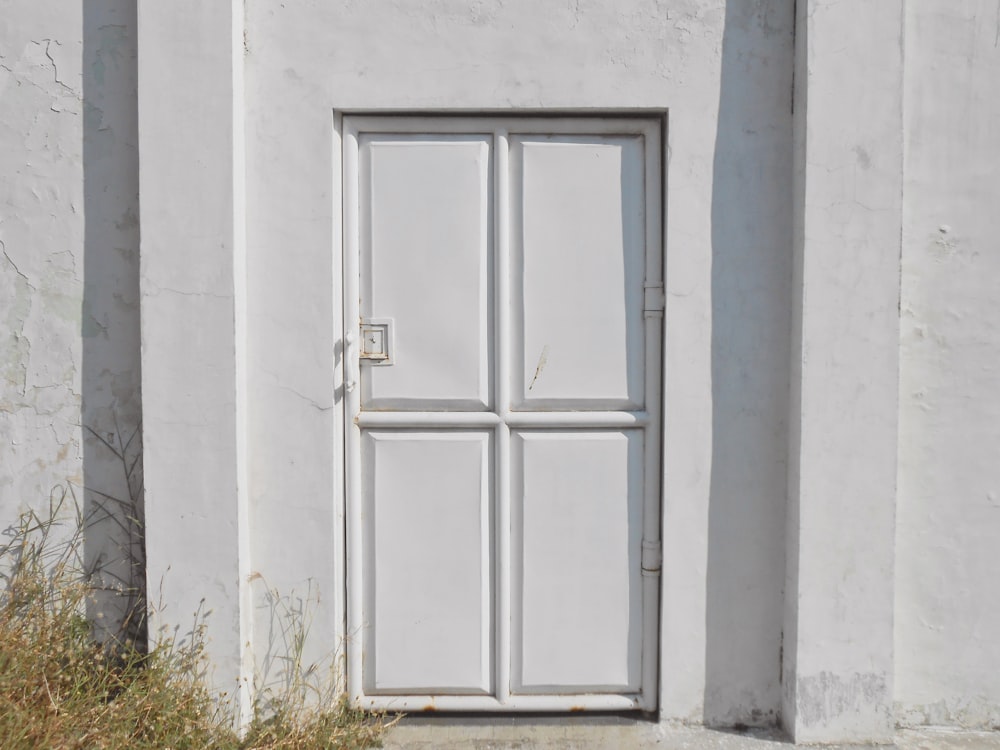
[243,0,793,726]
[781,1,903,742]
[0,0,140,585]
[895,0,1000,729]
[18,0,1000,736]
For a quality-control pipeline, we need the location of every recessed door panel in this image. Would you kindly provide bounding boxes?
[511,430,643,693]
[363,431,492,694]
[512,136,645,410]
[360,135,493,410]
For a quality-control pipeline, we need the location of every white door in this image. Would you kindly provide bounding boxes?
[343,116,663,712]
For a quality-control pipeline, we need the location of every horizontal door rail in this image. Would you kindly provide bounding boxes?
[356,410,649,429]
[354,692,644,713]
[357,411,502,427]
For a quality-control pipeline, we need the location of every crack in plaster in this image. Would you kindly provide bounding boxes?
[17,335,32,399]
[258,365,333,412]
[1,239,34,290]
[1,387,77,419]
[276,383,333,412]
[41,39,77,97]
[144,283,233,301]
[0,39,82,110]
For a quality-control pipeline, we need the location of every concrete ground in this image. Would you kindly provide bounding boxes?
[381,716,1000,749]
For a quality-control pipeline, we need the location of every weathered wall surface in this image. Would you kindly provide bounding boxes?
[781,1,903,742]
[895,0,1000,729]
[243,0,794,726]
[9,0,999,737]
[0,1,140,583]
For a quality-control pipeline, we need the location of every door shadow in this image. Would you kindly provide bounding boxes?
[704,0,795,728]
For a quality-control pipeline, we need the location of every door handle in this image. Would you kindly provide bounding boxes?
[345,331,358,393]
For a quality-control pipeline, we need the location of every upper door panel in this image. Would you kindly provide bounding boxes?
[511,135,646,411]
[360,134,493,410]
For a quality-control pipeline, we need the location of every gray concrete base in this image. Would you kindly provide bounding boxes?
[381,719,1000,750]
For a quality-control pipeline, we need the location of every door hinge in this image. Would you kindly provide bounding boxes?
[641,539,662,576]
[643,282,665,315]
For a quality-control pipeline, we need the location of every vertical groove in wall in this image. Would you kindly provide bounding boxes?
[232,0,253,729]
[783,0,808,733]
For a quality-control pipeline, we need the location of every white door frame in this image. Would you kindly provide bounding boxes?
[342,115,664,712]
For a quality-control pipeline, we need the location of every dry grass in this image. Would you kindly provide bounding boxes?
[0,488,393,750]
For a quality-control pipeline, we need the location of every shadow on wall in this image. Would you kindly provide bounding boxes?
[80,0,144,645]
[704,0,794,728]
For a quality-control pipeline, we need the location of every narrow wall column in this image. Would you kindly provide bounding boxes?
[784,0,903,743]
[138,0,251,724]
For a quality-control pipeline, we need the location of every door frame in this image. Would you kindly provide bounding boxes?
[342,114,665,712]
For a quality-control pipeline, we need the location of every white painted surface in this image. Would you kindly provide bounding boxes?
[361,135,492,410]
[138,0,253,721]
[512,430,642,693]
[344,117,661,712]
[244,1,794,725]
[34,0,1000,740]
[0,5,84,508]
[5,0,999,740]
[783,1,903,743]
[364,431,492,695]
[895,0,1000,730]
[513,136,644,409]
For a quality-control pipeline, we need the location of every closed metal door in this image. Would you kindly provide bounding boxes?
[343,116,663,712]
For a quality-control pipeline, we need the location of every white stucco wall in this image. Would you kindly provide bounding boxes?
[782,0,903,742]
[242,0,794,726]
[895,0,1000,729]
[4,0,1000,741]
[0,1,141,588]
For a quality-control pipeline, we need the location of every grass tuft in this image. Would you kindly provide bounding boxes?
[0,487,393,750]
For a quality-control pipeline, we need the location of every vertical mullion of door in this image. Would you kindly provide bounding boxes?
[494,128,512,704]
